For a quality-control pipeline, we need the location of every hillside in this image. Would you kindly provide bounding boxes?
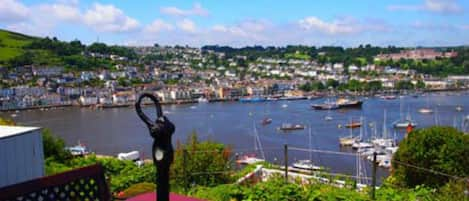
[0,29,36,61]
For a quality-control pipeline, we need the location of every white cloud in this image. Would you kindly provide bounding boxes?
[298,16,360,34]
[211,20,268,39]
[0,0,29,22]
[82,3,140,33]
[160,3,208,17]
[37,2,81,22]
[388,0,462,14]
[177,19,196,33]
[144,19,174,33]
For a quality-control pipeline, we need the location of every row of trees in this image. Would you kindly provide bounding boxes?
[299,79,426,92]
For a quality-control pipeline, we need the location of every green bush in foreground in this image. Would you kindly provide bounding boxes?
[393,126,469,188]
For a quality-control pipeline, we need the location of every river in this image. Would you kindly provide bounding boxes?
[3,91,469,183]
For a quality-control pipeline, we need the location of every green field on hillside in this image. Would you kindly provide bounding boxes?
[0,29,35,62]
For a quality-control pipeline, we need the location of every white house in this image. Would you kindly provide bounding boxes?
[0,126,44,188]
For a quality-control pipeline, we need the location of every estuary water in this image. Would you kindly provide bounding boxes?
[4,91,469,183]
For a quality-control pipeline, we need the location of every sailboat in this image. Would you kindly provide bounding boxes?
[339,117,359,146]
[324,107,333,121]
[372,110,394,148]
[394,100,417,128]
[352,118,373,149]
[418,94,433,114]
[293,127,323,171]
[236,121,265,165]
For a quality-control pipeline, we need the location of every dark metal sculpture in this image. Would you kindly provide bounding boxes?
[135,93,175,201]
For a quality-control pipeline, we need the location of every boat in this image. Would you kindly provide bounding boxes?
[339,136,359,146]
[279,96,307,101]
[418,108,433,114]
[236,154,265,165]
[239,97,266,103]
[281,104,288,108]
[381,95,397,100]
[197,97,209,103]
[336,98,363,108]
[312,98,362,110]
[455,106,463,112]
[394,102,418,128]
[237,121,265,165]
[292,160,323,171]
[293,128,323,171]
[352,142,373,149]
[311,103,338,110]
[345,122,362,128]
[10,113,18,118]
[324,116,333,121]
[394,120,417,128]
[261,118,272,125]
[419,95,433,114]
[340,117,359,146]
[278,123,305,131]
[65,141,91,156]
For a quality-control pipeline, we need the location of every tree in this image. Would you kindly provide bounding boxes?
[171,132,232,188]
[416,80,426,89]
[392,126,469,188]
[326,79,339,89]
[42,128,72,162]
[395,80,414,90]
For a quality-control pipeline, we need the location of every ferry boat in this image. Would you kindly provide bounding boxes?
[312,98,362,110]
[278,123,305,131]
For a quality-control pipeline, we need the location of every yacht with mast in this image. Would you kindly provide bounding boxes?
[394,98,417,128]
[293,127,323,171]
[236,121,265,165]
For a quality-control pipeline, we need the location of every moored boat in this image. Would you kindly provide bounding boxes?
[418,108,433,114]
[236,154,265,165]
[278,123,305,131]
[339,136,359,146]
[292,160,323,171]
[261,118,272,125]
[345,122,362,128]
[239,97,266,103]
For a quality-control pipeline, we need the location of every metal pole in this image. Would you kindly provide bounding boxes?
[183,149,188,193]
[371,152,377,200]
[284,144,288,183]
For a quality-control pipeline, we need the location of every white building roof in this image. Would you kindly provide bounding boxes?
[0,125,41,139]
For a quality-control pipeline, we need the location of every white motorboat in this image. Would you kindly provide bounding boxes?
[292,160,323,171]
[339,136,358,146]
[394,120,418,128]
[418,108,433,114]
[352,142,373,149]
[236,155,265,165]
[197,97,209,103]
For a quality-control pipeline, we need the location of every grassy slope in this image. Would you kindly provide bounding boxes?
[0,29,36,61]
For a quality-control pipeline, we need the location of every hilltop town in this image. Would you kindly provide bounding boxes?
[1,29,469,110]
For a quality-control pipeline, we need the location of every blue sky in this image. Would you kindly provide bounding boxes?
[1,0,468,47]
